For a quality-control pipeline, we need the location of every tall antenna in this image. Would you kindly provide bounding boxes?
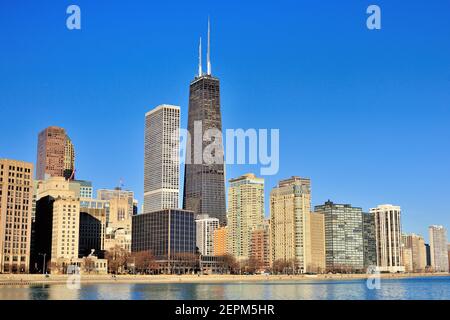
[198,37,202,77]
[207,16,211,75]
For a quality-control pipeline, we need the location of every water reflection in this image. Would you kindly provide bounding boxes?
[0,277,449,300]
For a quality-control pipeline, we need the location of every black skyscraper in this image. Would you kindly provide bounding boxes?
[183,20,227,225]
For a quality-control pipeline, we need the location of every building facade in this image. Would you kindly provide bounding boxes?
[213,226,228,256]
[250,220,271,271]
[227,173,264,261]
[31,177,80,274]
[0,159,34,273]
[132,209,196,273]
[402,233,427,273]
[183,27,226,225]
[270,177,311,273]
[79,199,107,258]
[429,225,449,272]
[36,126,75,180]
[144,105,180,213]
[309,212,326,273]
[314,201,364,272]
[362,212,377,268]
[195,214,219,256]
[370,204,404,273]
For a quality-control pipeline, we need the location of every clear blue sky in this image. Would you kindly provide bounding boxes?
[1,0,449,241]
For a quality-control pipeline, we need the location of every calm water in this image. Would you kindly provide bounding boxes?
[1,277,449,300]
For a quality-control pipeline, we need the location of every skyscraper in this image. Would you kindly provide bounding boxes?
[36,126,75,181]
[270,177,311,273]
[183,20,227,226]
[370,204,405,273]
[0,159,33,273]
[144,105,180,213]
[362,212,377,268]
[227,173,265,261]
[428,225,449,272]
[314,201,364,272]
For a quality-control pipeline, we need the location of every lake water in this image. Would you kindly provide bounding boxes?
[1,276,449,300]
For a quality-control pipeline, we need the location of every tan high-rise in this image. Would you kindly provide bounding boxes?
[36,126,75,180]
[227,173,264,261]
[402,233,427,273]
[0,159,33,273]
[309,212,325,273]
[270,176,311,273]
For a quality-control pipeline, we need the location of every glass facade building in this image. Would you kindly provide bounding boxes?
[314,201,364,272]
[183,74,227,226]
[131,209,196,260]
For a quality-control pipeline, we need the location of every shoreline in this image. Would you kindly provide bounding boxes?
[0,273,449,286]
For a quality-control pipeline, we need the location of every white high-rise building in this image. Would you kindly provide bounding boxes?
[144,105,180,213]
[370,204,405,273]
[195,214,219,256]
[429,225,449,272]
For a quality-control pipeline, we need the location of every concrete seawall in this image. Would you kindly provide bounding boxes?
[0,273,449,286]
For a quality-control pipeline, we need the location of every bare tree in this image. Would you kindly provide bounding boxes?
[105,245,130,274]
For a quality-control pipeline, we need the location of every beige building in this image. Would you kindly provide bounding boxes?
[270,176,311,273]
[227,174,265,261]
[370,204,405,273]
[0,159,34,273]
[34,177,80,273]
[402,233,427,273]
[98,189,134,253]
[309,212,326,273]
[213,226,228,256]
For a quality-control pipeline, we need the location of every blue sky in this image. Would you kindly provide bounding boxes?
[1,0,449,241]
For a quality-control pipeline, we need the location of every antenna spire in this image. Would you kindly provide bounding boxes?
[207,17,211,75]
[198,37,202,77]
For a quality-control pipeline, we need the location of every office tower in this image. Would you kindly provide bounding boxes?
[213,226,228,256]
[402,233,427,273]
[370,204,404,273]
[131,209,196,273]
[183,21,227,226]
[429,225,449,272]
[250,220,271,271]
[195,214,219,256]
[227,173,265,261]
[362,212,377,268]
[314,201,364,272]
[0,159,33,273]
[36,126,75,180]
[144,105,180,213]
[31,177,80,273]
[309,212,325,273]
[79,199,107,258]
[270,177,311,273]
